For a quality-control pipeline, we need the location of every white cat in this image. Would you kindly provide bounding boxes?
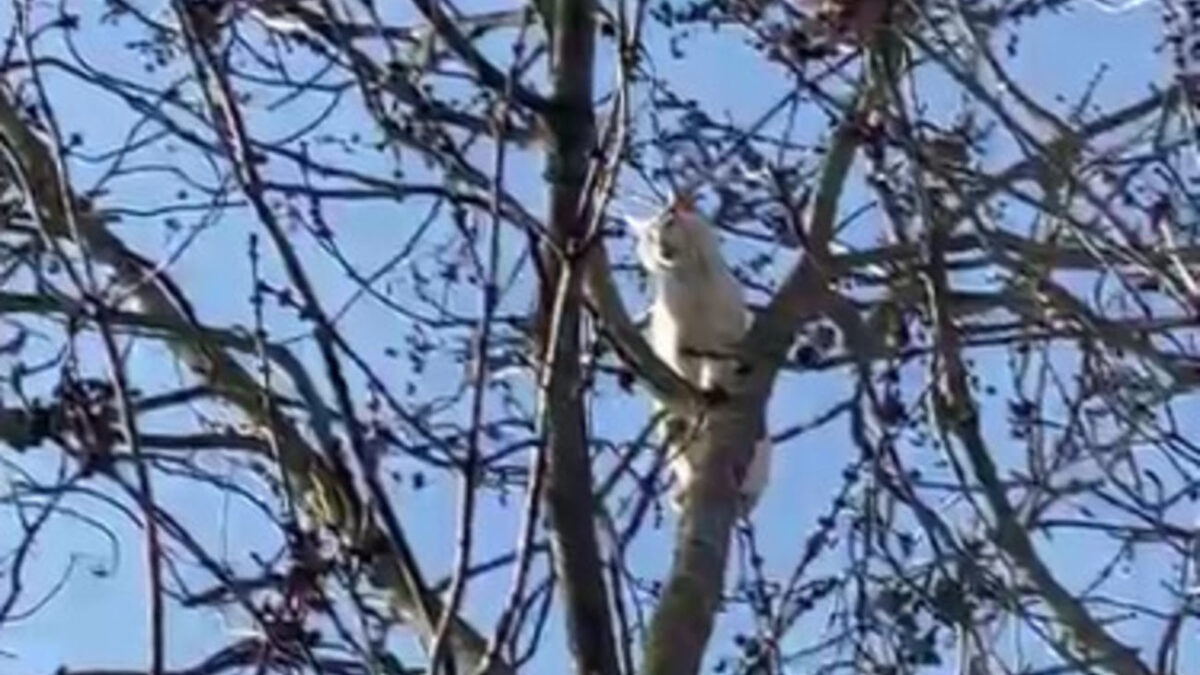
[630,197,772,515]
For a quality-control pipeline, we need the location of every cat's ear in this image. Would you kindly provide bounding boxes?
[670,190,698,214]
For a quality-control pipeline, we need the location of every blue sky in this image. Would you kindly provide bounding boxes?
[0,1,1195,674]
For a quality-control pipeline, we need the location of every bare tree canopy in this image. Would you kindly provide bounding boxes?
[1,0,1199,674]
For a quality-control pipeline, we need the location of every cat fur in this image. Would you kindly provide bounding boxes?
[630,200,772,514]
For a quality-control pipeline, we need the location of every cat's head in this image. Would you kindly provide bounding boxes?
[629,194,719,273]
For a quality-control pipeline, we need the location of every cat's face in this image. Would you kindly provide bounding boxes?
[631,205,712,273]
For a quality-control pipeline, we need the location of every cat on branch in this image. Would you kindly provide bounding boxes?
[629,194,772,515]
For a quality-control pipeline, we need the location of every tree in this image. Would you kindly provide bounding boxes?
[0,0,1197,674]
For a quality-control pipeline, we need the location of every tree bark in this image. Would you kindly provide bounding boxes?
[535,1,621,674]
[642,399,766,675]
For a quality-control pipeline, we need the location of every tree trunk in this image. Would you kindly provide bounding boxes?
[536,1,621,674]
[643,394,767,675]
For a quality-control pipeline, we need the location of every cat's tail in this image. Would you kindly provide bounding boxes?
[738,436,773,516]
[666,435,773,516]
